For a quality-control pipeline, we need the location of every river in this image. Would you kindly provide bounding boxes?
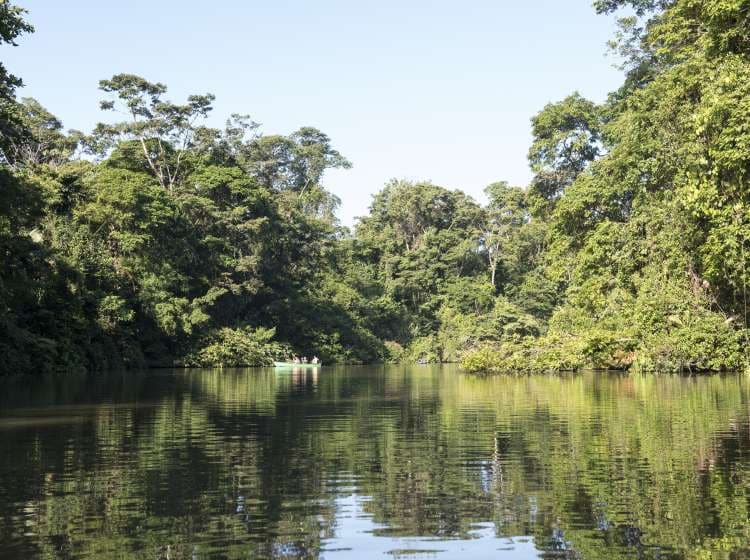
[1,365,748,559]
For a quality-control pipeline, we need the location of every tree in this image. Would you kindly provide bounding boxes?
[355,180,487,352]
[527,93,602,216]
[0,0,32,100]
[4,0,750,374]
[593,0,672,16]
[0,1,33,163]
[92,74,215,193]
[481,181,527,289]
[4,98,82,167]
[241,128,350,193]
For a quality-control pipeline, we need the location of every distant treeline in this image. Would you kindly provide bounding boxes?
[1,0,749,375]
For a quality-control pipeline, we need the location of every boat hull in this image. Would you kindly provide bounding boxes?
[273,362,322,368]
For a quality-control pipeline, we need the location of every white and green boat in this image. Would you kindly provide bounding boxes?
[273,361,322,368]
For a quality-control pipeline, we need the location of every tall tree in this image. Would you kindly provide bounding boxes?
[5,98,81,167]
[527,93,602,216]
[481,181,527,289]
[0,0,33,163]
[0,0,32,100]
[93,74,214,193]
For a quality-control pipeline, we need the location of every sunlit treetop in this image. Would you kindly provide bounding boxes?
[0,0,33,100]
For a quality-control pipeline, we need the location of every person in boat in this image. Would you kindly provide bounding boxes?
[292,356,300,364]
[302,356,308,363]
[311,356,319,364]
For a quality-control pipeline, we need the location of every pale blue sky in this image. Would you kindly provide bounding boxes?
[5,1,624,225]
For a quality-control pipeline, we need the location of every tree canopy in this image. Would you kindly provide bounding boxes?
[1,0,749,374]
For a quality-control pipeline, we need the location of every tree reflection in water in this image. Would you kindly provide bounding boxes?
[0,366,748,559]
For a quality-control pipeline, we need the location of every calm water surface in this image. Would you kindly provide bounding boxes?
[1,366,749,559]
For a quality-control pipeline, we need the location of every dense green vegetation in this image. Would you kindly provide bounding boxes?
[461,0,750,373]
[2,0,750,374]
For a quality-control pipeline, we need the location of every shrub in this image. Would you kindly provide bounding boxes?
[184,327,290,367]
[383,340,405,363]
[459,346,499,373]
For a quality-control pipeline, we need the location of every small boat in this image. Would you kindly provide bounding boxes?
[273,361,322,368]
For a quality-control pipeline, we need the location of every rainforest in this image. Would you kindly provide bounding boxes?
[2,0,750,376]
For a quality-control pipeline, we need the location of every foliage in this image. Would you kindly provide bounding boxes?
[0,0,33,163]
[527,93,603,217]
[462,0,750,374]
[92,74,214,192]
[0,0,32,93]
[184,326,288,367]
[462,270,745,374]
[2,0,750,374]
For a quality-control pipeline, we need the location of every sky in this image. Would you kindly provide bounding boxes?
[4,0,625,226]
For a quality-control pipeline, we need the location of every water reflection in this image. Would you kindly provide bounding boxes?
[0,367,748,559]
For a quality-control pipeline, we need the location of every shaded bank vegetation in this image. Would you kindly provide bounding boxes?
[2,0,750,374]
